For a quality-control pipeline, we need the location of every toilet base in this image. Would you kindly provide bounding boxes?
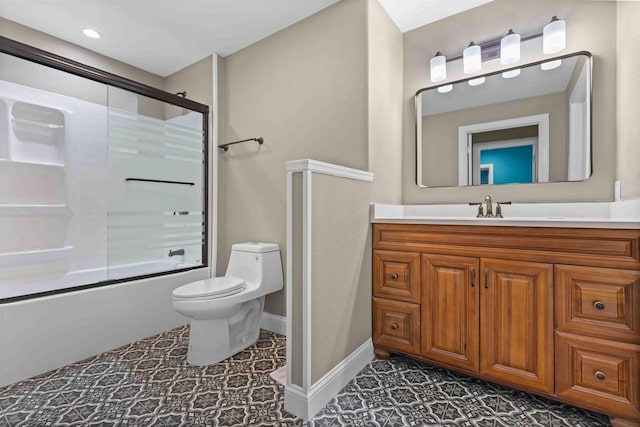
[186,297,264,366]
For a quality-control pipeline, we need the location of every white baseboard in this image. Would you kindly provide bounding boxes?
[284,338,374,420]
[260,312,287,336]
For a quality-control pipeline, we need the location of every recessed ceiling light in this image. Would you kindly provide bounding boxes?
[83,29,101,39]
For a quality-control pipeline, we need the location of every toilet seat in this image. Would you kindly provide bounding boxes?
[172,277,245,300]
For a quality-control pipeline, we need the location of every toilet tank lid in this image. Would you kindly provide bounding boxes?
[231,242,280,253]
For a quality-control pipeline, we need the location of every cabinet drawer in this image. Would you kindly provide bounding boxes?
[373,298,420,354]
[556,265,640,343]
[556,332,640,420]
[373,250,420,303]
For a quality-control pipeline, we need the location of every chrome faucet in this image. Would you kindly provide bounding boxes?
[168,248,185,257]
[483,195,493,217]
[470,195,499,218]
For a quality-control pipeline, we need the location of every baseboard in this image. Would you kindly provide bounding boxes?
[260,312,287,336]
[284,338,374,420]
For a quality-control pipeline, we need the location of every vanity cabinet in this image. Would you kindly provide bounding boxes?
[419,254,554,391]
[372,223,640,426]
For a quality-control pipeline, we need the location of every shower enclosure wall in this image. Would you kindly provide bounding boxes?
[0,37,209,301]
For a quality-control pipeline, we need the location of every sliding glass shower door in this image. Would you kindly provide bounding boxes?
[0,39,208,301]
[107,88,205,280]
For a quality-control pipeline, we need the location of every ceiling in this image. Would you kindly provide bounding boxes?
[377,0,494,33]
[0,0,493,77]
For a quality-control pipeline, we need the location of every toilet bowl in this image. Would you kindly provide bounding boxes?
[172,242,283,366]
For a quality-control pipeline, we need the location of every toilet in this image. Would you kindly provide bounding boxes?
[172,242,283,366]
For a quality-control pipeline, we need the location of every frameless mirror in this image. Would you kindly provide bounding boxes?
[416,52,591,188]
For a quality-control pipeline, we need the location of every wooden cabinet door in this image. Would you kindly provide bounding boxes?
[480,258,554,393]
[422,254,479,372]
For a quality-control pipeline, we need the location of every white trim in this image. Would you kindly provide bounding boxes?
[479,163,494,185]
[458,114,549,185]
[416,95,426,187]
[260,312,287,336]
[286,159,373,182]
[210,53,219,276]
[285,171,293,388]
[284,339,374,420]
[567,61,590,181]
[302,170,312,391]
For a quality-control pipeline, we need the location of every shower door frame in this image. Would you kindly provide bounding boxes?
[0,36,210,303]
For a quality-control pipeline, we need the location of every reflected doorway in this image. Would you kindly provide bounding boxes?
[473,138,537,185]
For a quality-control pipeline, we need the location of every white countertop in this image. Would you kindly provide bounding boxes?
[371,199,640,229]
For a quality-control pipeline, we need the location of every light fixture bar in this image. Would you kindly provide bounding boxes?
[447,31,542,63]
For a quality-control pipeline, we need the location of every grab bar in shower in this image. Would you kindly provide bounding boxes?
[125,178,195,186]
[218,137,264,152]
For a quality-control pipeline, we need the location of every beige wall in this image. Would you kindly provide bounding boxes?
[310,174,371,383]
[0,18,163,89]
[616,1,640,200]
[164,55,214,116]
[219,0,369,316]
[403,0,617,203]
[367,0,403,203]
[421,92,567,186]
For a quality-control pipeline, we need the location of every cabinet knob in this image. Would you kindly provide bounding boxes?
[594,301,605,310]
[390,323,398,330]
[595,371,606,381]
[390,273,398,280]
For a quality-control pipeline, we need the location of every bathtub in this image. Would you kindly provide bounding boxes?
[0,263,210,388]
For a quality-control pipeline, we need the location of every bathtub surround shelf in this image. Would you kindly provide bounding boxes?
[372,222,640,426]
[10,101,66,165]
[0,245,73,267]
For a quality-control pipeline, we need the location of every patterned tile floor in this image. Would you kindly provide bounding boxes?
[0,325,610,426]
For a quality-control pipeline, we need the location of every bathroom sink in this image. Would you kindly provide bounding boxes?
[371,201,640,229]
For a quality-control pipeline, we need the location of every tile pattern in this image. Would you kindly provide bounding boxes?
[0,327,300,426]
[308,357,610,427]
[0,326,610,426]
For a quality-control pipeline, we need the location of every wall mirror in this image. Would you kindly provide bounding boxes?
[416,52,592,188]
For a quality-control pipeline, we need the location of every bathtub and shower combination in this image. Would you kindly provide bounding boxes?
[0,36,210,386]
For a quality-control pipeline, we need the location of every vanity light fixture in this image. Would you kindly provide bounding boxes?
[82,28,101,39]
[430,52,447,82]
[429,17,567,88]
[500,29,520,65]
[468,77,485,86]
[463,42,481,74]
[437,84,453,93]
[543,16,566,54]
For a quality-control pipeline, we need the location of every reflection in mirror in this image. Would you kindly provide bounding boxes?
[416,52,591,188]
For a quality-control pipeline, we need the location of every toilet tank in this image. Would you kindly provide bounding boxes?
[226,242,283,293]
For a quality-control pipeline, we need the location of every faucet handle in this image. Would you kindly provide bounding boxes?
[495,201,511,218]
[469,202,484,217]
